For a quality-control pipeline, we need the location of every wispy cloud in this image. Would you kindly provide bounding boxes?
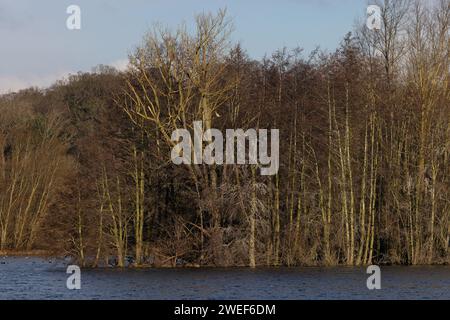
[0,57,128,94]
[0,71,72,94]
[109,58,129,71]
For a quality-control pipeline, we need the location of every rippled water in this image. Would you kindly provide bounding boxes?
[0,257,448,299]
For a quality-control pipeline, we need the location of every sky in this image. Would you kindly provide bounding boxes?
[0,0,368,93]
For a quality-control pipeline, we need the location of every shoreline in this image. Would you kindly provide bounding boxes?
[0,250,55,257]
[1,251,448,268]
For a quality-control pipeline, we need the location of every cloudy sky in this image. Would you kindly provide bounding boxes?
[0,0,366,93]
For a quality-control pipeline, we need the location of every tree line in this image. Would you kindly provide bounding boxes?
[0,1,448,267]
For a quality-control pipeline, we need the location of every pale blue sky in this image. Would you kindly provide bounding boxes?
[0,0,367,93]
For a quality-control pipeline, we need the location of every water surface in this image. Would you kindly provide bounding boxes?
[0,257,448,299]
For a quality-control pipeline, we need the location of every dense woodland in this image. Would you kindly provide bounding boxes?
[0,1,448,267]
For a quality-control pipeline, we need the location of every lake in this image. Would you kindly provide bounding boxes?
[0,257,448,299]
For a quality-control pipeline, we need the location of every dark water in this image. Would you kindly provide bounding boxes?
[0,257,448,299]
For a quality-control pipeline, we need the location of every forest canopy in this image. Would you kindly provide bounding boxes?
[0,1,448,267]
